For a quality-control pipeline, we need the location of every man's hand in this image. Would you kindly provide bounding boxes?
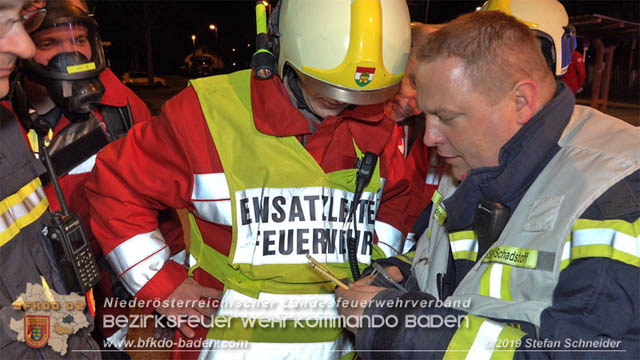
[155,277,222,338]
[335,275,387,335]
[384,84,421,122]
[384,266,404,283]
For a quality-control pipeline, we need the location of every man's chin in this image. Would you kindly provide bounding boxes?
[450,165,469,182]
[313,106,347,118]
[0,80,9,99]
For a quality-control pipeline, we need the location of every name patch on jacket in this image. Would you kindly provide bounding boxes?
[482,246,538,269]
[233,187,379,265]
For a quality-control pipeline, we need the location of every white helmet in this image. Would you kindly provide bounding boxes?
[482,0,576,76]
[272,0,411,105]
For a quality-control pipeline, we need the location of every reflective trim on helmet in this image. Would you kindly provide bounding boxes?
[296,69,401,105]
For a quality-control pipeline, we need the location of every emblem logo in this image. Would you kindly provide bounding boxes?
[355,66,376,87]
[24,315,50,348]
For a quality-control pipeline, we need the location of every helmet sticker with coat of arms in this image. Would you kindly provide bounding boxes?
[355,66,376,87]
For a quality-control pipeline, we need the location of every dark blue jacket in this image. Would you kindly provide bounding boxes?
[357,83,640,359]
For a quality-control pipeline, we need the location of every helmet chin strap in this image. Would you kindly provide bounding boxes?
[284,67,322,122]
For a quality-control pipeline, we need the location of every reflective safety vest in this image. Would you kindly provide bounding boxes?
[188,70,388,359]
[414,105,640,356]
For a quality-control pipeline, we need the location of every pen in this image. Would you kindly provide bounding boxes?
[306,254,350,290]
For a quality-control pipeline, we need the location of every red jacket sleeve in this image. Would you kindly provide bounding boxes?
[374,125,416,257]
[85,90,200,305]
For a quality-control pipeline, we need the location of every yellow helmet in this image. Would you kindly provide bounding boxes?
[481,0,576,76]
[272,0,411,105]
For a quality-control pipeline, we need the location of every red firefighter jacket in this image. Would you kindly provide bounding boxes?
[85,72,415,308]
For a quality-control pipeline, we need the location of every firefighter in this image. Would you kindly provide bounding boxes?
[0,0,100,357]
[21,0,183,351]
[337,10,639,359]
[86,0,415,358]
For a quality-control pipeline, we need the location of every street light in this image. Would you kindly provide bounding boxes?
[209,24,218,45]
[191,34,196,51]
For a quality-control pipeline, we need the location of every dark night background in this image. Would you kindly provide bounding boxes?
[87,0,640,77]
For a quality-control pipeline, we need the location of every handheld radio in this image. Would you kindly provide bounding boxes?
[474,200,510,257]
[41,141,100,294]
[346,152,378,281]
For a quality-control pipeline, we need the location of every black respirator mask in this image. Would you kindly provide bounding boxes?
[37,51,105,120]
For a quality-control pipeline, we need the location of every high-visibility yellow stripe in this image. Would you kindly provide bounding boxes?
[444,314,525,359]
[27,129,39,154]
[0,179,49,247]
[26,129,53,155]
[573,218,639,238]
[492,323,526,360]
[432,190,443,205]
[432,190,447,225]
[449,231,478,261]
[500,265,513,301]
[0,177,43,213]
[480,263,512,301]
[207,316,342,343]
[449,231,475,242]
[561,218,640,270]
[395,251,415,265]
[434,202,447,225]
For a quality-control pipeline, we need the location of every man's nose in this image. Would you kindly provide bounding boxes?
[10,22,36,60]
[423,115,444,147]
[60,41,77,53]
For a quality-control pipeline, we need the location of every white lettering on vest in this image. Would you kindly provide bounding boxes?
[233,187,378,266]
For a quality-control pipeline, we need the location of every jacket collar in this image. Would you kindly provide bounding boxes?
[98,68,129,107]
[444,82,576,232]
[250,72,387,138]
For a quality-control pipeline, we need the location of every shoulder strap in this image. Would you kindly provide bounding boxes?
[98,103,133,140]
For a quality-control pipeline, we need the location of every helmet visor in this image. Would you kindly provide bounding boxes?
[22,8,47,33]
[561,25,577,70]
[533,30,557,75]
[296,68,401,106]
[26,18,105,82]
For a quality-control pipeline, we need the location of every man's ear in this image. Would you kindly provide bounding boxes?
[512,80,537,125]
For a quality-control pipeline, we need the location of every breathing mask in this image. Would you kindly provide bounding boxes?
[23,1,106,121]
